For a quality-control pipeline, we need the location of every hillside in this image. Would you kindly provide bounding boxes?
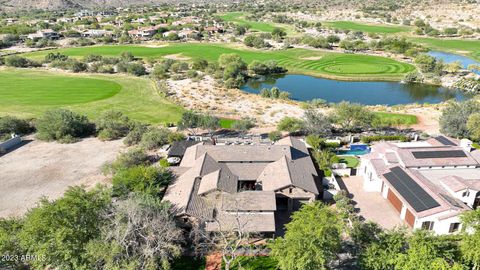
[0,0,477,12]
[0,0,175,11]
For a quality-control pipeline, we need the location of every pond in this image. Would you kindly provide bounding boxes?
[241,74,467,105]
[427,51,480,75]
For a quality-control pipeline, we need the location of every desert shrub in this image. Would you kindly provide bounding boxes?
[50,59,87,72]
[277,117,305,133]
[106,147,148,174]
[124,122,149,146]
[140,127,172,150]
[167,132,186,144]
[0,116,34,136]
[83,54,103,63]
[36,109,94,143]
[44,52,68,63]
[268,130,282,142]
[4,55,38,68]
[95,110,131,141]
[117,62,146,76]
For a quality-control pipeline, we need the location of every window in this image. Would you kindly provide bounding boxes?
[462,190,470,197]
[449,222,460,233]
[289,188,293,194]
[421,221,434,230]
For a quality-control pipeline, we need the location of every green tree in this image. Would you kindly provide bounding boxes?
[270,202,343,270]
[440,100,480,138]
[332,102,375,131]
[460,208,480,270]
[86,195,183,270]
[18,186,111,269]
[312,149,339,173]
[0,218,25,269]
[200,115,220,135]
[359,229,407,270]
[396,231,462,270]
[467,113,480,141]
[112,165,172,198]
[36,109,94,143]
[444,61,462,73]
[305,134,324,150]
[303,109,331,136]
[414,54,437,73]
[177,111,203,135]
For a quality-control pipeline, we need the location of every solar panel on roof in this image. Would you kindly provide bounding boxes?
[383,167,440,212]
[435,136,456,146]
[412,150,467,159]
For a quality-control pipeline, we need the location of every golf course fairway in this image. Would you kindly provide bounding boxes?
[22,44,415,81]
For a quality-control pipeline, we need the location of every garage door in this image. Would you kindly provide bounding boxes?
[405,208,415,228]
[387,189,403,213]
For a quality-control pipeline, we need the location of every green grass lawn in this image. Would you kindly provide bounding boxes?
[22,43,415,81]
[0,68,183,124]
[338,156,360,168]
[223,256,278,270]
[374,112,418,126]
[220,118,237,129]
[323,21,411,34]
[408,37,480,61]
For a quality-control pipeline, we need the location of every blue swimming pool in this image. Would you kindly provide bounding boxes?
[336,148,371,156]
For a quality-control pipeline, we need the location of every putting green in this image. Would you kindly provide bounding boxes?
[0,72,121,106]
[0,68,183,124]
[22,44,415,81]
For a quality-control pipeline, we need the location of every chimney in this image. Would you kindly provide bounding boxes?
[460,139,473,152]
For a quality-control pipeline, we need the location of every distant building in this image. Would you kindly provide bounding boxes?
[81,29,113,38]
[361,136,480,234]
[27,29,59,40]
[163,137,320,236]
[128,25,165,39]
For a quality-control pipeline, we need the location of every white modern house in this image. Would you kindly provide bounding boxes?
[360,136,480,235]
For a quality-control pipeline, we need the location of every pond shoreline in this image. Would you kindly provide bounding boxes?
[241,74,467,106]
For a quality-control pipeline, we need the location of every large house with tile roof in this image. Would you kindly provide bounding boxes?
[360,136,480,234]
[163,137,320,236]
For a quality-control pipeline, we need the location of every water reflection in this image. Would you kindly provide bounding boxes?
[241,74,466,106]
